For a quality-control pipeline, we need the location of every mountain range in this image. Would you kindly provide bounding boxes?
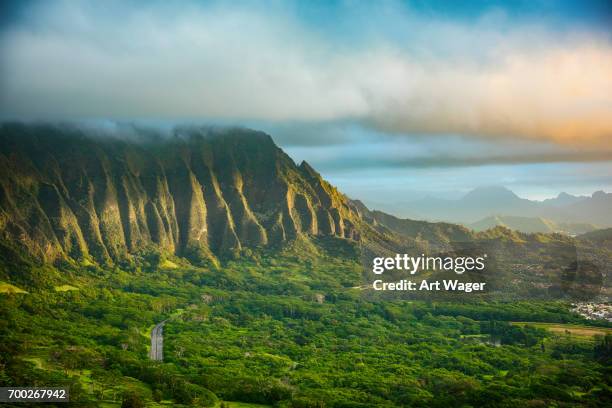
[0,123,610,300]
[384,186,612,231]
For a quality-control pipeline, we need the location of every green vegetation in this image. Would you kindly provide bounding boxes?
[1,238,611,407]
[0,125,610,406]
[0,281,28,294]
[511,322,612,340]
[55,284,80,292]
[159,259,180,270]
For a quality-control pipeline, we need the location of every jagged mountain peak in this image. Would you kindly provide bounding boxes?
[541,191,586,207]
[0,123,362,265]
[592,190,608,198]
[298,160,321,179]
[463,186,520,201]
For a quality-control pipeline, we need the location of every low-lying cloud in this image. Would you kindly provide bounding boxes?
[1,1,611,146]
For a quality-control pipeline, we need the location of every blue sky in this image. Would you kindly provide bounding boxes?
[0,0,611,205]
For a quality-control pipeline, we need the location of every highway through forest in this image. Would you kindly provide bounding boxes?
[149,320,166,361]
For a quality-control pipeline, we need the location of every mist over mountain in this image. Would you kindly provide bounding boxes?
[385,186,612,230]
[0,123,366,265]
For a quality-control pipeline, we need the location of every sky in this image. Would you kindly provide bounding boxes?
[0,0,611,206]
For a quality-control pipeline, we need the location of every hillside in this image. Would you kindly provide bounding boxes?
[368,209,475,245]
[0,123,365,265]
[362,210,610,301]
[580,228,612,247]
[468,215,597,235]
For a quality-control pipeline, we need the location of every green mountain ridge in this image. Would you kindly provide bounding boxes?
[0,123,365,266]
[1,123,610,301]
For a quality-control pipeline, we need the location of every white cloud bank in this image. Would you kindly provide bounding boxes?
[1,0,611,146]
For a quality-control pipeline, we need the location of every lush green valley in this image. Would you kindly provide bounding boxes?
[1,237,611,407]
[1,125,610,407]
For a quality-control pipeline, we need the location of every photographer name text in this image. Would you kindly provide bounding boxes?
[371,254,488,292]
[372,279,486,292]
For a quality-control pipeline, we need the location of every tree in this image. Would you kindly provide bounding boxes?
[152,389,163,402]
[594,334,612,364]
[121,391,144,408]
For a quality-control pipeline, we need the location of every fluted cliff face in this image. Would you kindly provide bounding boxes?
[0,123,362,264]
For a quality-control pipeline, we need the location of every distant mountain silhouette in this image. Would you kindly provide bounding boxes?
[541,192,588,207]
[563,191,612,226]
[395,186,611,229]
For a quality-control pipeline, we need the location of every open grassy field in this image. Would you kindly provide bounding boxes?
[512,322,612,339]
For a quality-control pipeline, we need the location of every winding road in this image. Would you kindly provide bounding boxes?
[149,321,166,361]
